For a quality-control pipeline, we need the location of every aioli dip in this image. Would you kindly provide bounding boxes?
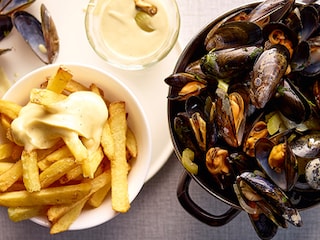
[98,0,170,62]
[11,91,108,154]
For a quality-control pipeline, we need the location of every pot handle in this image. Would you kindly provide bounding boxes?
[177,170,241,226]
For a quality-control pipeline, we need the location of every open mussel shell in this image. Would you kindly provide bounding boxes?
[254,136,298,192]
[0,15,13,41]
[13,11,49,63]
[275,78,311,124]
[262,22,299,49]
[0,0,35,15]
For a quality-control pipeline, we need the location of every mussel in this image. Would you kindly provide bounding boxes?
[0,15,12,41]
[234,171,302,228]
[204,21,263,51]
[247,0,295,27]
[215,88,247,148]
[0,2,59,64]
[200,45,263,79]
[254,134,298,191]
[249,44,290,109]
[0,0,35,15]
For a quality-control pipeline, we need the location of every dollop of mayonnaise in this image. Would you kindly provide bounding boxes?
[11,90,108,153]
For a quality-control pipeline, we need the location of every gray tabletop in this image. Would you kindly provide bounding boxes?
[1,0,320,239]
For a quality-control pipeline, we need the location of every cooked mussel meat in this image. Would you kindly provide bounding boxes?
[165,72,207,101]
[255,134,298,191]
[215,88,247,148]
[243,120,269,157]
[206,147,233,190]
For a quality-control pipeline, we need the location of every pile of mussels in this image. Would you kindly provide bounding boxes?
[0,0,59,64]
[166,0,320,239]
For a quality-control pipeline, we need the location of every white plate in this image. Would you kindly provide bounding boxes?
[0,0,181,181]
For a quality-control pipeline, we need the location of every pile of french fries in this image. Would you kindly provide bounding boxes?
[0,66,137,234]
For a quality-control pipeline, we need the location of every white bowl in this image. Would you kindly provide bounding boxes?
[2,63,152,230]
[85,0,180,70]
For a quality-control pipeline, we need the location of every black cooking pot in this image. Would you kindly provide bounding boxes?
[167,1,320,228]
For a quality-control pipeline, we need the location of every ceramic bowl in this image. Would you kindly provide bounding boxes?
[2,63,152,230]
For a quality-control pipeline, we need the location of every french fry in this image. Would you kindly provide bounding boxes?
[0,66,138,233]
[8,206,46,222]
[126,127,138,158]
[50,197,87,234]
[0,113,12,129]
[59,164,82,184]
[0,162,14,174]
[46,66,73,94]
[21,150,41,192]
[0,100,21,120]
[89,83,104,97]
[36,140,65,161]
[0,160,22,192]
[47,171,109,225]
[82,146,104,178]
[40,157,76,188]
[0,142,14,160]
[30,88,66,106]
[38,158,53,171]
[42,145,72,162]
[0,182,91,207]
[87,170,111,208]
[101,121,114,161]
[63,134,88,163]
[108,101,130,213]
[64,79,89,93]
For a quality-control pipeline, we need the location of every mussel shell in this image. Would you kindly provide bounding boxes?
[275,78,311,123]
[0,15,13,41]
[305,158,320,190]
[0,0,35,15]
[301,36,320,77]
[204,7,253,51]
[314,79,320,110]
[204,21,262,51]
[200,45,263,79]
[299,4,319,42]
[238,171,302,227]
[247,0,295,27]
[248,213,278,240]
[41,4,59,64]
[249,44,290,109]
[262,22,299,49]
[255,137,298,191]
[13,11,49,64]
[290,131,320,159]
[291,41,310,72]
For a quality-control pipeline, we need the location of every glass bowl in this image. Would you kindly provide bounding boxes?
[85,0,180,70]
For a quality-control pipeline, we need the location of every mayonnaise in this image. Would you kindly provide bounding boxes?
[11,90,108,153]
[99,0,169,60]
